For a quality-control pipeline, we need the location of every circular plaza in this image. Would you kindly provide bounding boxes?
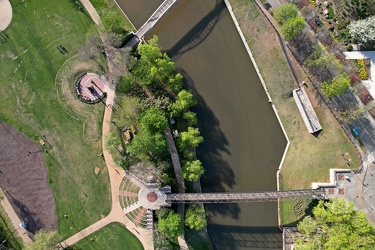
[76,73,106,103]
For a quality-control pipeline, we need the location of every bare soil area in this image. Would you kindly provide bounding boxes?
[0,123,56,236]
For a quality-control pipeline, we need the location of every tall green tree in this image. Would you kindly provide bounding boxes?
[169,90,197,117]
[274,3,298,25]
[321,74,350,98]
[157,211,183,238]
[128,131,167,156]
[182,160,205,181]
[140,106,167,133]
[185,205,207,231]
[178,127,204,149]
[280,16,305,41]
[183,111,198,126]
[24,230,59,250]
[294,198,375,249]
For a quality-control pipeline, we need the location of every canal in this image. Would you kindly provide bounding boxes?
[116,0,287,249]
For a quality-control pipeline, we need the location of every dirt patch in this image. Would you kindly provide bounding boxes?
[94,167,100,175]
[0,123,56,236]
[357,87,374,105]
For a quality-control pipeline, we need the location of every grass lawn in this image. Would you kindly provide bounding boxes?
[0,197,24,250]
[0,0,111,239]
[66,222,143,250]
[228,0,360,225]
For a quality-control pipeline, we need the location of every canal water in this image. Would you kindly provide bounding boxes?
[116,0,287,249]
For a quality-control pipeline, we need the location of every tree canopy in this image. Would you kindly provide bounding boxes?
[178,127,204,149]
[280,16,305,41]
[140,106,167,133]
[185,205,207,231]
[24,230,59,250]
[349,16,375,44]
[294,198,375,249]
[182,160,205,181]
[157,211,183,238]
[128,131,167,156]
[274,3,298,25]
[169,90,197,117]
[321,74,350,98]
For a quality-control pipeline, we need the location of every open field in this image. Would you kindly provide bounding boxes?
[228,0,360,225]
[66,222,143,250]
[0,0,111,239]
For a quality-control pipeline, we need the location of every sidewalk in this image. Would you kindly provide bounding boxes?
[0,188,32,244]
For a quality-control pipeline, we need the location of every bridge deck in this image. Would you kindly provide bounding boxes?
[126,0,177,47]
[166,190,327,203]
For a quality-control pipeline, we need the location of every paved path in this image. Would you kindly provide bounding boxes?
[0,0,12,30]
[0,188,32,244]
[60,87,153,249]
[80,0,100,25]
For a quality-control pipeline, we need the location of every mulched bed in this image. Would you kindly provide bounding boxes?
[357,87,374,105]
[0,123,56,236]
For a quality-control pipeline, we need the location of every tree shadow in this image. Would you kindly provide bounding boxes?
[7,194,42,235]
[176,68,239,219]
[207,224,282,249]
[167,0,226,61]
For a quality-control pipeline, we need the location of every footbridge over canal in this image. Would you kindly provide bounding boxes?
[126,0,177,47]
[139,187,328,209]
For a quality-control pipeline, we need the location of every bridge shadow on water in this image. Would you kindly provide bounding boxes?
[177,68,240,219]
[207,224,282,249]
[167,0,227,61]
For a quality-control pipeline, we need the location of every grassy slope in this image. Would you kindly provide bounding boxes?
[0,0,110,239]
[228,0,360,225]
[66,222,143,250]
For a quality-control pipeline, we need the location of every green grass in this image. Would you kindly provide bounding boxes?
[229,0,360,225]
[66,222,143,250]
[0,200,24,250]
[0,0,111,239]
[90,0,135,31]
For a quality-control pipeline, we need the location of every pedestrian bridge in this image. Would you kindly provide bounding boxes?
[165,189,327,203]
[126,0,177,47]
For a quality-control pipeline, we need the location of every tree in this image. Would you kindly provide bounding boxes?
[349,16,375,44]
[274,3,298,25]
[156,207,170,219]
[185,205,207,231]
[169,90,197,117]
[337,105,365,123]
[101,11,126,35]
[182,160,205,181]
[178,127,204,149]
[128,131,167,156]
[78,35,103,66]
[157,211,183,238]
[280,16,305,41]
[168,73,183,93]
[183,111,198,126]
[305,47,343,82]
[321,74,350,98]
[294,198,375,249]
[140,106,167,133]
[105,132,121,150]
[24,230,59,250]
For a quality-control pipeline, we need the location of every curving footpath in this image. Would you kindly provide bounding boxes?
[59,84,153,249]
[59,1,153,249]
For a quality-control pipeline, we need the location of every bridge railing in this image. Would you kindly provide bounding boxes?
[165,189,327,203]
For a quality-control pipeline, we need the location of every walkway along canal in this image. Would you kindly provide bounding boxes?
[117,0,287,249]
